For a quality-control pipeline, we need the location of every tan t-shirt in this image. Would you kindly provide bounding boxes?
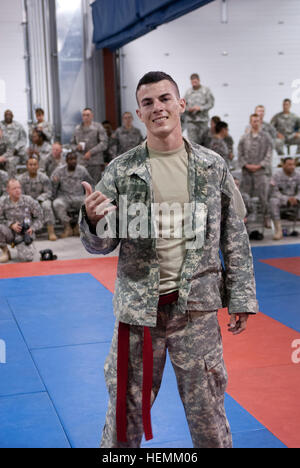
[148,144,190,295]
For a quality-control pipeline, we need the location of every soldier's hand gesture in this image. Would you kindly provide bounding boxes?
[82,182,116,227]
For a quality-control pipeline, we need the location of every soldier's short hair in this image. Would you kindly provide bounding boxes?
[190,73,200,80]
[283,157,294,164]
[7,178,20,189]
[66,151,77,160]
[136,71,180,103]
[283,98,291,104]
[27,154,39,163]
[211,116,221,124]
[250,113,259,120]
[35,107,44,115]
[83,107,93,113]
[215,121,228,134]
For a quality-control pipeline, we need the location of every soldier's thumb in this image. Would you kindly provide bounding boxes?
[82,181,93,197]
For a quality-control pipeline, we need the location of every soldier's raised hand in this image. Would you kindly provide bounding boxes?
[82,181,116,226]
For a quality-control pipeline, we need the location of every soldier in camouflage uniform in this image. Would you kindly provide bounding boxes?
[52,152,93,238]
[0,128,14,175]
[28,108,53,143]
[70,108,108,185]
[238,114,273,226]
[27,129,52,172]
[102,120,117,164]
[79,72,258,448]
[271,99,300,156]
[184,73,214,145]
[209,121,231,166]
[42,142,65,178]
[18,155,57,241]
[112,112,144,156]
[0,170,8,198]
[269,157,300,240]
[0,179,43,263]
[0,110,27,171]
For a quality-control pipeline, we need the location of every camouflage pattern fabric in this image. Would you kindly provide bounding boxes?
[270,112,300,155]
[0,170,8,197]
[269,168,300,220]
[18,171,55,225]
[0,120,27,162]
[112,126,144,156]
[209,137,230,166]
[100,307,232,448]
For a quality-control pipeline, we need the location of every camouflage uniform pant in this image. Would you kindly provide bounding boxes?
[39,200,55,225]
[269,197,299,221]
[240,170,269,217]
[187,122,209,146]
[100,305,232,448]
[275,135,300,155]
[53,196,83,224]
[0,225,35,262]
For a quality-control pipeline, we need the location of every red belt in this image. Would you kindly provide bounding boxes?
[116,290,179,443]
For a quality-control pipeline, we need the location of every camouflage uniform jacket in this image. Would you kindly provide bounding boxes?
[238,131,273,170]
[270,169,300,203]
[112,126,144,156]
[270,112,300,138]
[80,140,258,327]
[0,194,43,232]
[184,86,215,124]
[0,170,8,197]
[70,121,108,165]
[51,163,94,199]
[18,171,52,202]
[0,120,27,155]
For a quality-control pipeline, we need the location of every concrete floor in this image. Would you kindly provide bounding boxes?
[4,225,300,263]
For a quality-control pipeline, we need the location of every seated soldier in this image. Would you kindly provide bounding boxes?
[0,179,43,263]
[27,129,52,172]
[269,157,300,240]
[51,152,93,238]
[28,108,53,143]
[0,112,26,174]
[271,99,300,155]
[18,155,57,241]
[202,115,220,147]
[43,142,65,178]
[0,170,8,198]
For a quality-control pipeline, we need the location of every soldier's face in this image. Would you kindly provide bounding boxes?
[4,111,13,124]
[191,78,200,90]
[283,101,291,113]
[250,116,261,132]
[136,80,185,140]
[52,144,62,159]
[82,110,93,125]
[36,111,44,123]
[123,113,133,128]
[67,155,77,170]
[255,106,264,120]
[7,181,22,201]
[283,159,295,175]
[27,158,39,175]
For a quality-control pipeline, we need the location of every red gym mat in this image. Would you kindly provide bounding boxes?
[260,257,300,276]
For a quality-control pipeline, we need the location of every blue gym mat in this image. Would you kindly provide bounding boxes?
[0,259,291,448]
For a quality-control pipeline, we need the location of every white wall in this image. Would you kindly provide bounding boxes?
[120,0,300,158]
[0,0,28,132]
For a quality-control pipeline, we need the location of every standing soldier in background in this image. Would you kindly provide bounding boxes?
[184,73,214,145]
[271,99,300,156]
[52,152,93,238]
[209,121,232,166]
[70,108,108,185]
[28,108,53,143]
[0,110,27,170]
[269,157,300,240]
[112,112,144,156]
[19,155,57,241]
[0,179,43,263]
[102,120,117,163]
[238,114,273,229]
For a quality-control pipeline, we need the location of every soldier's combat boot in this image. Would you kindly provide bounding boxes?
[47,224,57,241]
[60,223,73,239]
[273,220,283,240]
[0,246,11,263]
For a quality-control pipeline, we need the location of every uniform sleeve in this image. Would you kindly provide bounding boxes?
[37,175,52,202]
[220,167,258,315]
[200,88,215,112]
[260,135,273,169]
[30,198,44,232]
[89,124,108,156]
[238,136,247,168]
[79,162,120,255]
